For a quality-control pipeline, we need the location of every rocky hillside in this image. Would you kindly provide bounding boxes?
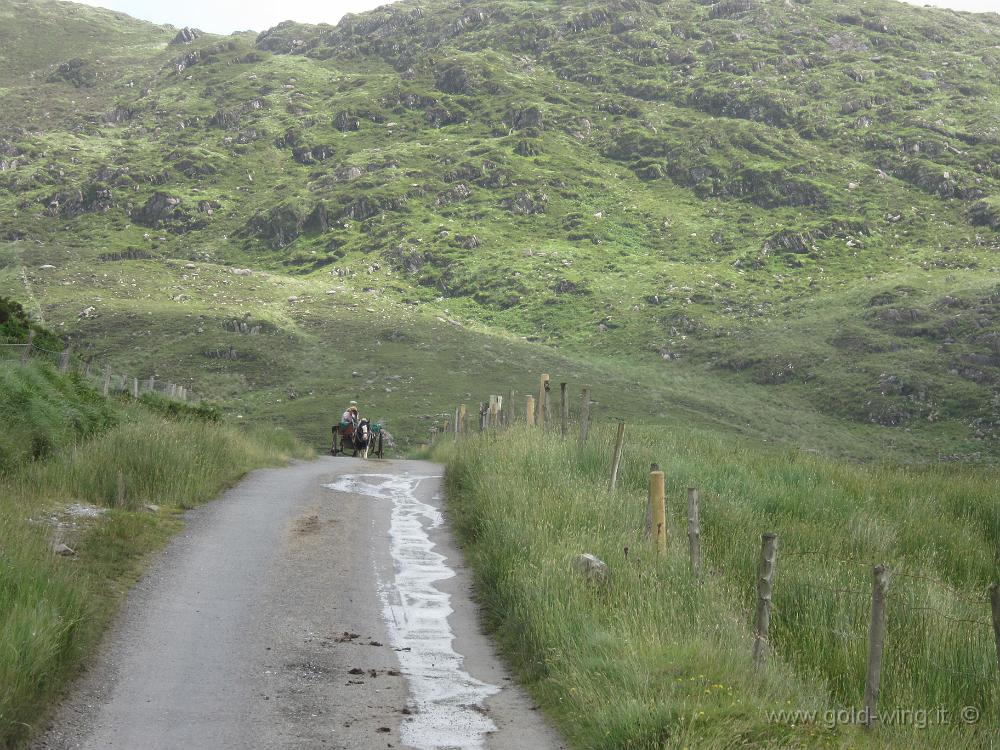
[0,0,998,456]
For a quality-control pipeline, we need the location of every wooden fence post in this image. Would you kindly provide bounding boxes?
[688,488,701,578]
[537,374,549,426]
[508,388,516,427]
[21,330,35,364]
[989,584,1000,679]
[458,404,467,438]
[579,386,591,443]
[544,379,552,425]
[478,402,487,432]
[752,533,778,667]
[132,378,139,398]
[526,395,535,427]
[560,382,568,438]
[59,345,72,373]
[102,366,112,397]
[489,395,501,427]
[430,427,438,445]
[649,469,666,554]
[864,564,890,729]
[609,421,626,491]
[645,463,658,536]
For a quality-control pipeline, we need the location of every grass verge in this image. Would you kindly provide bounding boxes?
[433,425,998,749]
[0,364,312,748]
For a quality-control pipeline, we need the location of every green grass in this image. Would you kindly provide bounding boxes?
[0,361,311,748]
[0,0,998,460]
[0,361,118,470]
[433,423,999,748]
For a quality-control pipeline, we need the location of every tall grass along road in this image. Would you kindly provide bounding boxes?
[32,458,561,750]
[431,425,999,749]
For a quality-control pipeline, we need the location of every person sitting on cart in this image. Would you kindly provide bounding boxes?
[332,404,359,454]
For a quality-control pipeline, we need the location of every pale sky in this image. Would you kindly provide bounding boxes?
[77,0,999,35]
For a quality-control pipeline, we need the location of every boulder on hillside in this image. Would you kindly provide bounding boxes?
[384,243,429,274]
[425,106,465,128]
[762,229,812,254]
[134,192,183,227]
[334,111,361,132]
[436,183,472,205]
[514,139,541,156]
[501,191,547,215]
[709,0,756,19]
[170,27,202,45]
[509,106,543,130]
[970,198,1000,230]
[340,195,405,222]
[435,65,473,94]
[304,203,330,233]
[245,205,305,248]
[43,184,113,218]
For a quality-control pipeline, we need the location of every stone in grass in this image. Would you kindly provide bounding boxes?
[143,504,161,514]
[53,543,76,556]
[574,553,609,584]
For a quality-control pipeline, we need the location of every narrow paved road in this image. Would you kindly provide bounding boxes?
[35,458,562,750]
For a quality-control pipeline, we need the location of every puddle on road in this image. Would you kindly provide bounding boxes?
[325,473,499,750]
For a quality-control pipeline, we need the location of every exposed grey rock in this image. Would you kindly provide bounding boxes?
[501,191,547,215]
[574,553,609,584]
[514,140,541,156]
[305,203,330,233]
[245,205,304,248]
[436,183,472,205]
[426,106,464,128]
[709,0,755,19]
[510,106,543,130]
[762,229,811,254]
[170,27,201,45]
[435,65,472,94]
[334,111,361,132]
[43,185,113,218]
[970,200,1000,230]
[134,192,182,227]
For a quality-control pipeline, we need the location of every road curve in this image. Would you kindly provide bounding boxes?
[33,457,563,750]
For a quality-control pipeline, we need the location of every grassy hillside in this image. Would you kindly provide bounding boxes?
[0,351,310,747]
[0,0,998,458]
[432,424,999,748]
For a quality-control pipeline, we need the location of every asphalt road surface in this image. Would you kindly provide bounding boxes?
[34,457,563,750]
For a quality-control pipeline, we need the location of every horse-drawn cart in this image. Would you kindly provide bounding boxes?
[331,419,384,459]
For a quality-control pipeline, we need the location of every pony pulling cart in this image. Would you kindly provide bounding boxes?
[331,418,384,459]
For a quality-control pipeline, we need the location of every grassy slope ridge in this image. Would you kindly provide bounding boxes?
[434,425,998,748]
[0,358,310,748]
[0,0,997,458]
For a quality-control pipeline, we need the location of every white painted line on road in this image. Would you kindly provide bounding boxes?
[325,474,499,750]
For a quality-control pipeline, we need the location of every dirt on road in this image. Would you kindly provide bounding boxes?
[33,458,563,750]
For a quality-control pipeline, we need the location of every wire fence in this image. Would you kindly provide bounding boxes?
[0,337,200,403]
[435,376,1000,733]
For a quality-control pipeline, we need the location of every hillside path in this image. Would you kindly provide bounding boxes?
[34,457,562,750]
